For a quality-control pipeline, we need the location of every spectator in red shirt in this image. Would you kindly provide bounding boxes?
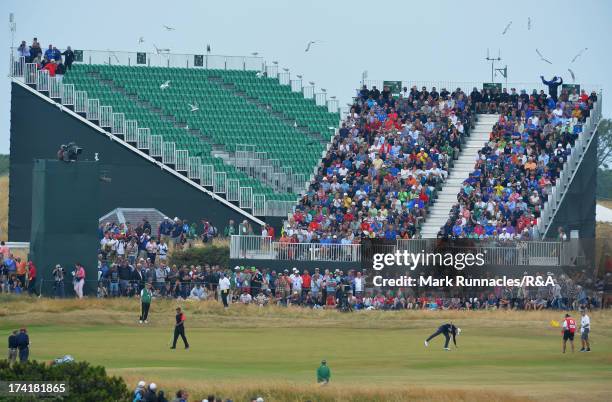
[43,59,57,76]
[27,261,38,296]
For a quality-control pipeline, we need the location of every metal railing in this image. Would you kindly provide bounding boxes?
[100,105,112,126]
[10,55,26,77]
[61,84,75,105]
[239,187,253,209]
[24,63,37,85]
[74,91,88,113]
[201,165,214,187]
[74,49,265,71]
[150,135,163,157]
[188,157,202,180]
[138,128,151,150]
[230,237,576,265]
[125,120,138,142]
[87,99,100,120]
[213,171,227,193]
[111,113,125,135]
[161,141,175,162]
[49,77,61,98]
[230,235,272,258]
[253,194,266,216]
[175,149,189,171]
[226,179,240,201]
[36,69,49,91]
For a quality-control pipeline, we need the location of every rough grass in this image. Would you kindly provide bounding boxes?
[1,297,611,402]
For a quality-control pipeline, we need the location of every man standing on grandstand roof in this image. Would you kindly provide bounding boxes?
[170,307,189,350]
[424,322,460,351]
[562,313,577,353]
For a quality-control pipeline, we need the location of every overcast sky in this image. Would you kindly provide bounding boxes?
[1,0,611,154]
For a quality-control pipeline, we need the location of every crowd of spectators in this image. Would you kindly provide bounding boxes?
[15,37,75,81]
[281,84,473,243]
[132,379,260,402]
[0,241,38,296]
[438,84,598,239]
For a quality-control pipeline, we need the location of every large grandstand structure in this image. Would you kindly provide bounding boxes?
[7,49,602,270]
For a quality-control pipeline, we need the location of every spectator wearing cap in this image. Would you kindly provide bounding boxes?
[143,382,157,402]
[317,360,331,384]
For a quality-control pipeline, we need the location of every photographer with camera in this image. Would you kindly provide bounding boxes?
[57,142,83,162]
[52,264,65,298]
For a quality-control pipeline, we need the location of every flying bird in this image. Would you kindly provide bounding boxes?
[536,49,552,64]
[188,102,199,112]
[502,21,512,35]
[153,44,170,54]
[308,81,315,86]
[251,52,259,56]
[282,68,289,72]
[163,25,175,31]
[255,71,265,78]
[568,68,576,82]
[296,75,303,79]
[527,17,531,30]
[293,121,298,128]
[571,47,588,63]
[305,41,317,52]
[320,88,326,92]
[160,80,171,90]
[138,36,145,44]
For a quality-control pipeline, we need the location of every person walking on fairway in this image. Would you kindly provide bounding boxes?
[7,330,18,364]
[562,313,577,353]
[139,282,153,324]
[580,309,591,352]
[317,360,331,385]
[424,322,460,350]
[170,307,189,349]
[16,328,30,362]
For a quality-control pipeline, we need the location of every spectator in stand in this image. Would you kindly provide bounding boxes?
[43,58,57,77]
[541,75,563,102]
[30,38,42,62]
[61,46,75,70]
[17,41,30,61]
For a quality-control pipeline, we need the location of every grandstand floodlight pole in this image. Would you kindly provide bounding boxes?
[485,48,501,83]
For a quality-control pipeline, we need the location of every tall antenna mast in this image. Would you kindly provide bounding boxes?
[9,13,16,50]
[485,48,502,83]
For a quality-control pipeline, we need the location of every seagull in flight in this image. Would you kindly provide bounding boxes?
[305,41,318,52]
[160,80,171,90]
[188,102,199,112]
[571,47,588,63]
[502,21,512,35]
[296,75,303,79]
[153,44,171,54]
[163,25,175,31]
[138,36,145,44]
[255,71,265,78]
[568,68,576,82]
[536,49,552,64]
[251,52,259,56]
[527,17,531,30]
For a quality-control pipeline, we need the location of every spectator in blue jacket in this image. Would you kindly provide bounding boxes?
[540,75,563,102]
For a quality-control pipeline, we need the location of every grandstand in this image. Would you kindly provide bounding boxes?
[7,49,602,262]
[8,50,341,240]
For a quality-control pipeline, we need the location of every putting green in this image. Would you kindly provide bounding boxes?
[1,298,610,402]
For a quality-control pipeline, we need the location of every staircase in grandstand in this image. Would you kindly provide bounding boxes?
[420,114,500,238]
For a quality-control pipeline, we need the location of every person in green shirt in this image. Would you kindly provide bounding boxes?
[139,282,153,324]
[317,360,331,384]
[223,219,236,237]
